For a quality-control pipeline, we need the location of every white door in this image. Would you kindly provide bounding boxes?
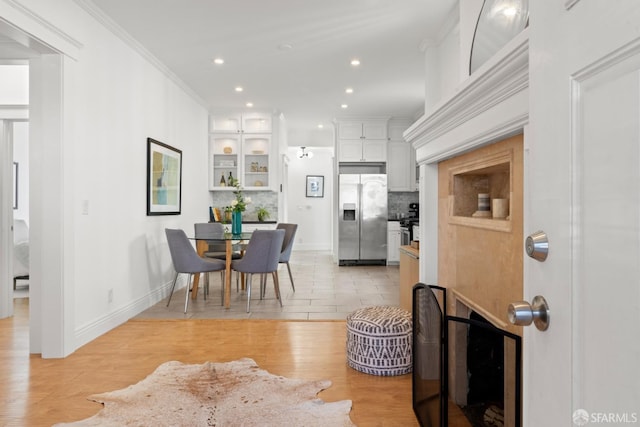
[526,2,640,425]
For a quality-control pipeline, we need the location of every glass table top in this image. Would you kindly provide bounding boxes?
[190,231,253,241]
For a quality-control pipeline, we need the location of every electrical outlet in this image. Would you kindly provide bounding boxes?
[108,289,113,303]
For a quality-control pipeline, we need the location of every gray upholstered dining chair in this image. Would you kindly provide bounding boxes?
[231,229,285,313]
[194,222,243,260]
[276,223,298,292]
[165,228,226,313]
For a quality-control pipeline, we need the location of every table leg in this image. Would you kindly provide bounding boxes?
[224,240,232,308]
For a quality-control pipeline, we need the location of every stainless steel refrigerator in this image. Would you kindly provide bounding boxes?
[338,174,387,265]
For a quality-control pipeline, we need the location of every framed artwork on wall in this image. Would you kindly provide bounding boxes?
[306,175,324,198]
[146,138,182,215]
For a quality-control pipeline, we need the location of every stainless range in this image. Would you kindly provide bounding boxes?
[400,218,419,245]
[399,203,419,245]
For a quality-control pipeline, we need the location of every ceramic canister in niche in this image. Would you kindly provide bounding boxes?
[492,198,509,219]
[477,193,490,212]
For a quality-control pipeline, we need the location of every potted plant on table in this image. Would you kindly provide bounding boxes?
[230,178,250,234]
[256,206,270,222]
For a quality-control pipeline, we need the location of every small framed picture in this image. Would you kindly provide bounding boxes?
[306,175,324,198]
[146,138,182,215]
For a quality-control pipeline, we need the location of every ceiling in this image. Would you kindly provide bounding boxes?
[1,0,458,143]
[90,0,456,142]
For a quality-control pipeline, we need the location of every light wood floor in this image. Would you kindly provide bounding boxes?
[2,253,471,426]
[1,298,419,426]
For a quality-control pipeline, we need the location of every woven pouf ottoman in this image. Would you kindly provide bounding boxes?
[346,305,412,376]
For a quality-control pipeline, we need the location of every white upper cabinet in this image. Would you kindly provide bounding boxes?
[338,120,387,139]
[242,113,272,133]
[209,113,274,191]
[337,119,388,162]
[387,120,416,192]
[209,113,271,133]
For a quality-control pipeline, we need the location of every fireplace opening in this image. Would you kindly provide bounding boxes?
[463,311,505,426]
[412,284,521,427]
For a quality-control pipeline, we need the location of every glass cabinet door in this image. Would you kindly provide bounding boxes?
[210,115,241,133]
[242,114,271,133]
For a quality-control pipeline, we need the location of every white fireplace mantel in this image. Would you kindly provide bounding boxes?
[405,29,529,165]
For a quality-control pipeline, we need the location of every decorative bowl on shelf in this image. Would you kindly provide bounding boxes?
[254,180,263,186]
[223,146,232,154]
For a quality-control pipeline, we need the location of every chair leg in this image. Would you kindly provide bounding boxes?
[260,274,266,300]
[246,273,253,313]
[184,274,192,314]
[166,272,179,307]
[203,273,208,300]
[220,271,225,306]
[272,271,283,307]
[286,262,295,292]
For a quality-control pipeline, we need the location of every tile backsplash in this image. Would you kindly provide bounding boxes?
[209,189,415,222]
[211,190,278,222]
[388,192,419,218]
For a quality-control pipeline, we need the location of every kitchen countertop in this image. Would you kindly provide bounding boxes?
[399,245,419,258]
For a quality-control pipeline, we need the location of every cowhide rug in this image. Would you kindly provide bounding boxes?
[54,358,355,426]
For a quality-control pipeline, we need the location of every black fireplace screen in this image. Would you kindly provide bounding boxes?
[412,284,522,427]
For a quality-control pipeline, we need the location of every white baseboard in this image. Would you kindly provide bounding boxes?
[73,278,183,351]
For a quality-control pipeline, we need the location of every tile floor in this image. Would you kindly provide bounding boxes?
[136,250,401,320]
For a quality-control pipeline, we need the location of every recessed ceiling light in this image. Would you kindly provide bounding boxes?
[345,87,354,94]
[235,86,243,92]
[350,59,360,66]
[317,124,324,129]
[341,104,348,109]
[246,102,253,107]
[213,58,224,65]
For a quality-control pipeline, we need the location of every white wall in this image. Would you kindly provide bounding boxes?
[0,65,28,104]
[2,0,211,354]
[12,122,29,222]
[286,147,334,251]
[68,8,209,338]
[0,65,30,221]
[423,0,485,114]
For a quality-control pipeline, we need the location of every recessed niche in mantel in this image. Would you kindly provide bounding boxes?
[449,149,513,232]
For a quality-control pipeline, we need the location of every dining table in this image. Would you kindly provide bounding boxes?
[190,231,252,308]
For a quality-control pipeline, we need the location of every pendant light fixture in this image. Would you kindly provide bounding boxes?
[297,146,313,159]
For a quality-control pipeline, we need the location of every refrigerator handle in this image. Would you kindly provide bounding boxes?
[358,183,363,229]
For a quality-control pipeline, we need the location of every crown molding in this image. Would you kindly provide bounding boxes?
[74,0,209,109]
[1,0,82,58]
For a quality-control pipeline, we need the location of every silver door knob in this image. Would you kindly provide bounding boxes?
[507,295,550,331]
[525,231,548,261]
